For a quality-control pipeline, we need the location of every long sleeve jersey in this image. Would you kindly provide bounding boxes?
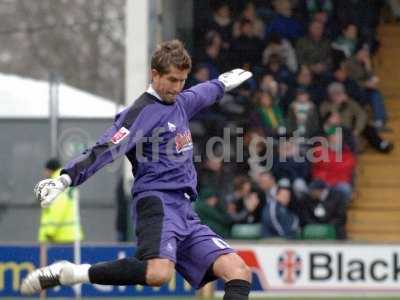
[61,80,225,198]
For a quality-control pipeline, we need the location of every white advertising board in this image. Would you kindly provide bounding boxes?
[220,244,400,297]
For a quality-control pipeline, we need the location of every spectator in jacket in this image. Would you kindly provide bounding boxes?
[345,44,388,129]
[272,139,310,198]
[284,65,326,111]
[233,1,265,39]
[311,126,356,201]
[320,82,367,138]
[296,20,331,73]
[287,88,320,138]
[320,82,392,153]
[250,90,286,138]
[206,2,233,49]
[195,188,233,238]
[231,18,264,70]
[331,23,359,58]
[297,180,347,239]
[262,178,300,239]
[266,0,305,41]
[263,33,298,72]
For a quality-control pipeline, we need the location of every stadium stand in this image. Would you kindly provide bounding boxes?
[190,0,396,242]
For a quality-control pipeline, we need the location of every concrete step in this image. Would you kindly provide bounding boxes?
[348,209,400,223]
[348,231,400,242]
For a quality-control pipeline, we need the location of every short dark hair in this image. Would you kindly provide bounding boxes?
[45,158,61,171]
[151,40,192,75]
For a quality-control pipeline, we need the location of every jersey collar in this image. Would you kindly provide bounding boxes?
[145,84,175,106]
[146,84,162,101]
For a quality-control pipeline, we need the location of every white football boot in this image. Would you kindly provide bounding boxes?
[20,261,77,295]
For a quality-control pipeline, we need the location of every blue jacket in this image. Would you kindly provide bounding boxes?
[262,198,299,239]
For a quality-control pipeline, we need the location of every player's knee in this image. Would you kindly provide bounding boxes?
[146,268,173,286]
[214,253,252,282]
[234,259,251,282]
[145,259,174,287]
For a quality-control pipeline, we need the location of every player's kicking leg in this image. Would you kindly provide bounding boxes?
[21,258,174,295]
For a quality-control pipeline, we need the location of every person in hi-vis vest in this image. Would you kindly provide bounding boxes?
[38,159,83,243]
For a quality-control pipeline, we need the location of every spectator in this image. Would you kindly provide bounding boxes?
[284,65,325,110]
[197,31,226,79]
[287,88,320,138]
[296,20,331,72]
[331,23,359,58]
[321,111,356,153]
[262,54,293,94]
[230,18,264,70]
[233,1,265,39]
[265,0,305,41]
[320,82,393,153]
[225,176,263,224]
[299,0,334,23]
[262,178,300,239]
[329,62,366,106]
[272,139,310,197]
[246,130,274,176]
[206,2,233,49]
[198,156,231,198]
[250,90,286,137]
[186,63,210,88]
[225,175,252,215]
[311,126,356,201]
[263,33,298,72]
[320,82,367,139]
[297,180,347,239]
[195,188,232,238]
[255,171,278,200]
[346,44,388,129]
[258,73,283,101]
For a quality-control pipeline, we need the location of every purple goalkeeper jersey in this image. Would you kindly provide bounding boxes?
[61,80,225,198]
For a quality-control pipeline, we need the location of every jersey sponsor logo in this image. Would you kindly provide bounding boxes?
[111,127,130,144]
[175,130,193,153]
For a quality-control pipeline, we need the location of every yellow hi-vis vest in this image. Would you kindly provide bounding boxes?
[38,169,84,243]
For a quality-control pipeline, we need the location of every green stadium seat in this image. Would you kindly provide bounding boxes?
[302,224,336,240]
[231,223,262,239]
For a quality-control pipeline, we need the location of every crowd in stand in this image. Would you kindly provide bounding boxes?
[188,0,394,240]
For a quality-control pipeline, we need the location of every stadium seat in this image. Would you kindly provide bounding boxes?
[231,223,262,239]
[302,224,336,240]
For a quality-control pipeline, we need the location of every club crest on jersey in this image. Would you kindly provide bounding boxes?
[175,130,193,153]
[111,127,130,144]
[167,122,176,132]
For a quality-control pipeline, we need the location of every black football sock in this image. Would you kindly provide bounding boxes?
[88,258,147,285]
[223,279,251,300]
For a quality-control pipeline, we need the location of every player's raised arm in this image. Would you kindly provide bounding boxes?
[179,68,252,119]
[34,104,160,208]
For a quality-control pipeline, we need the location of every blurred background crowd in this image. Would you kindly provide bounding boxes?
[176,0,396,241]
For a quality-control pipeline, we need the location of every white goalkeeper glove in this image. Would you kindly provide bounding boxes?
[218,68,253,92]
[34,174,72,208]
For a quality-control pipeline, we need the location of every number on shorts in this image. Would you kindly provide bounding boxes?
[212,237,231,249]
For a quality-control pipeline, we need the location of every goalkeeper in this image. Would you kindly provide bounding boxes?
[21,39,252,300]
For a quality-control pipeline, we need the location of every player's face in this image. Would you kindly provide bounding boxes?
[152,66,189,103]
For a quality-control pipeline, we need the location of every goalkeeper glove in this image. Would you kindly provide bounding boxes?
[218,68,253,92]
[34,174,72,208]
